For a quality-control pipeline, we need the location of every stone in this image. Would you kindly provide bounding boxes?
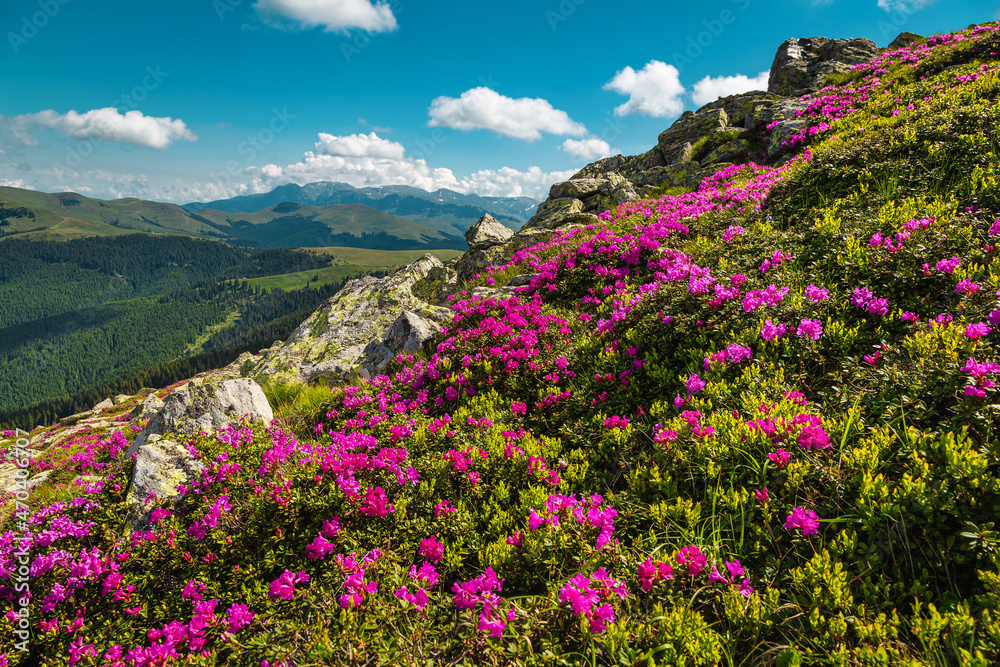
[505,274,535,287]
[768,37,879,97]
[658,108,729,164]
[129,394,165,424]
[113,394,132,405]
[362,310,442,374]
[549,178,607,200]
[572,149,665,182]
[59,410,94,427]
[92,398,114,413]
[703,138,751,165]
[888,32,924,50]
[700,92,783,129]
[464,214,514,252]
[125,439,204,530]
[250,254,451,384]
[522,211,603,232]
[532,197,584,220]
[125,378,274,458]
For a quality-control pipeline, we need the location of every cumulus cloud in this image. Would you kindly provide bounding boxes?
[427,87,587,141]
[691,70,770,106]
[6,130,576,203]
[2,108,198,150]
[876,0,938,11]
[253,0,397,32]
[560,137,619,161]
[604,61,686,118]
[314,132,406,159]
[207,132,571,200]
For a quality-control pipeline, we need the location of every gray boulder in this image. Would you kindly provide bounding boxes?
[362,310,442,373]
[249,254,451,384]
[129,394,165,424]
[768,37,879,97]
[658,108,729,163]
[125,378,273,458]
[125,438,204,530]
[465,214,514,251]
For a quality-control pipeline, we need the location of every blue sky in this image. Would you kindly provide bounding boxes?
[0,0,996,203]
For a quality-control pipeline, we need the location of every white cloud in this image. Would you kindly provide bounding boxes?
[876,0,938,12]
[219,132,573,200]
[314,131,406,159]
[4,130,576,203]
[253,0,397,32]
[560,137,619,161]
[604,61,686,118]
[3,108,197,150]
[691,70,770,107]
[427,87,587,141]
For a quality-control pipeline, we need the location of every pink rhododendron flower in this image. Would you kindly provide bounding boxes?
[796,318,823,340]
[760,319,789,341]
[419,536,445,563]
[785,508,821,536]
[965,322,993,339]
[676,546,707,576]
[722,225,745,243]
[937,256,960,273]
[805,284,830,302]
[268,570,309,601]
[768,448,791,467]
[684,374,707,392]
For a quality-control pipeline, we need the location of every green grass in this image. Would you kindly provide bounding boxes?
[305,246,464,267]
[240,264,372,293]
[182,309,242,356]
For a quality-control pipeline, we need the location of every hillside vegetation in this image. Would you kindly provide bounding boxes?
[3,24,1000,666]
[0,238,370,427]
[0,190,465,251]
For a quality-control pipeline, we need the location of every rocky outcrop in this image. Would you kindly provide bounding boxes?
[888,32,924,50]
[125,437,204,530]
[522,172,637,231]
[248,254,451,384]
[521,33,875,231]
[768,37,879,97]
[125,378,273,458]
[455,215,515,283]
[362,310,442,373]
[129,394,165,424]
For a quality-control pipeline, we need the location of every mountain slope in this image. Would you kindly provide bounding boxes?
[196,202,465,249]
[4,23,1000,667]
[0,187,466,250]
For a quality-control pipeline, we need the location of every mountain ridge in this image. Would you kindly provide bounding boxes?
[182,181,541,234]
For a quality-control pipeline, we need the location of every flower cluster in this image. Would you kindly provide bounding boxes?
[558,567,629,634]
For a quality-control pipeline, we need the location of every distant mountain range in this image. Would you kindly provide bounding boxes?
[183,182,541,236]
[0,182,542,250]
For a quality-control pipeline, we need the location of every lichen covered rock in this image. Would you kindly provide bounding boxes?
[768,36,879,97]
[124,438,204,530]
[249,254,451,383]
[126,378,273,458]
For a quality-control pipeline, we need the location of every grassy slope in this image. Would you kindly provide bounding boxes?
[240,249,463,292]
[3,24,1000,667]
[195,202,462,244]
[0,187,220,237]
[1,190,468,248]
[307,246,465,266]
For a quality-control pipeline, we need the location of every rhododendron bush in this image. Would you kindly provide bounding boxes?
[3,22,1000,667]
